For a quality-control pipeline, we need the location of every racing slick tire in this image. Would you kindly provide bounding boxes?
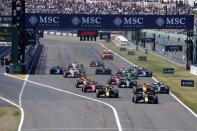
[113,89,119,98]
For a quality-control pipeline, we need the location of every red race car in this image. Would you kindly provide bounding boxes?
[107,74,121,85]
[101,50,113,60]
[81,80,97,93]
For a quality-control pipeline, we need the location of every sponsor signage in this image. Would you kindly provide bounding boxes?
[25,14,194,30]
[165,45,183,52]
[141,37,155,43]
[163,68,174,74]
[138,56,147,61]
[100,32,111,40]
[120,47,127,51]
[181,80,194,87]
[0,16,12,23]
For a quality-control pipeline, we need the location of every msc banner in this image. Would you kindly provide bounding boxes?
[0,16,12,24]
[25,14,194,30]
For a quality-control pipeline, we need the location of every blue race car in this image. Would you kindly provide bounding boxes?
[50,66,63,74]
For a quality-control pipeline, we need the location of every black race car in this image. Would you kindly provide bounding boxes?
[95,66,112,75]
[132,86,158,104]
[118,78,137,88]
[96,86,119,98]
[90,60,104,67]
[50,66,63,74]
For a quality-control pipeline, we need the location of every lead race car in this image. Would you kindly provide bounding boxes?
[96,85,119,98]
[132,83,158,104]
[101,50,113,60]
[90,60,104,67]
[95,66,112,75]
[50,65,63,74]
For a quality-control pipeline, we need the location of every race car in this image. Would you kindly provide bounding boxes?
[107,74,121,85]
[50,66,63,74]
[68,62,84,70]
[129,67,152,77]
[90,60,104,67]
[63,67,80,78]
[151,82,170,94]
[95,66,112,75]
[132,83,158,104]
[81,80,97,93]
[101,50,113,60]
[78,68,86,76]
[96,85,119,98]
[118,78,137,88]
[75,76,91,88]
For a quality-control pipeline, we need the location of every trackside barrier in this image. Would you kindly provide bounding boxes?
[127,51,135,55]
[138,56,147,61]
[24,44,42,73]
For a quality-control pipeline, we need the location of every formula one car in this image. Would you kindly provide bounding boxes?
[90,60,104,67]
[78,68,86,76]
[132,83,158,104]
[107,74,121,85]
[50,66,63,74]
[63,67,80,78]
[95,66,112,75]
[81,80,97,93]
[129,67,152,77]
[75,76,90,88]
[96,85,119,98]
[118,78,137,88]
[101,50,113,60]
[68,62,84,70]
[151,82,170,94]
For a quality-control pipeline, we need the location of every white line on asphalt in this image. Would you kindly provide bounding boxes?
[4,73,122,131]
[22,127,185,131]
[27,80,122,131]
[0,95,24,131]
[99,43,197,119]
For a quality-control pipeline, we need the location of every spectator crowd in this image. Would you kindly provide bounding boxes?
[0,0,192,15]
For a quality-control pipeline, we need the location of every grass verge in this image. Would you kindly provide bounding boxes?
[102,41,197,114]
[0,106,20,131]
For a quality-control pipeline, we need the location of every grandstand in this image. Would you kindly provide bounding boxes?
[0,0,192,15]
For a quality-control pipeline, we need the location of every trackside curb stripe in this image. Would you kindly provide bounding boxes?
[99,42,197,119]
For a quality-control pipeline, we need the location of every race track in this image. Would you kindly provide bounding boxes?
[6,38,197,131]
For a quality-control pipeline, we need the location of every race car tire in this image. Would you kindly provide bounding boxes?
[96,92,100,98]
[113,89,119,98]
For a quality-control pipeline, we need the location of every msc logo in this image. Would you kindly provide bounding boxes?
[82,17,101,24]
[156,17,186,26]
[113,17,122,26]
[166,18,186,25]
[29,16,60,25]
[156,17,165,26]
[71,16,102,26]
[113,17,143,26]
[71,17,80,25]
[29,16,38,25]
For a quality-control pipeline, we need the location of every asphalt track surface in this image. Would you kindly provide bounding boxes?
[1,38,197,131]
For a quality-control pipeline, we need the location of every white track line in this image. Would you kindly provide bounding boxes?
[99,43,197,119]
[4,46,41,131]
[4,74,122,131]
[0,95,24,131]
[27,80,122,131]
